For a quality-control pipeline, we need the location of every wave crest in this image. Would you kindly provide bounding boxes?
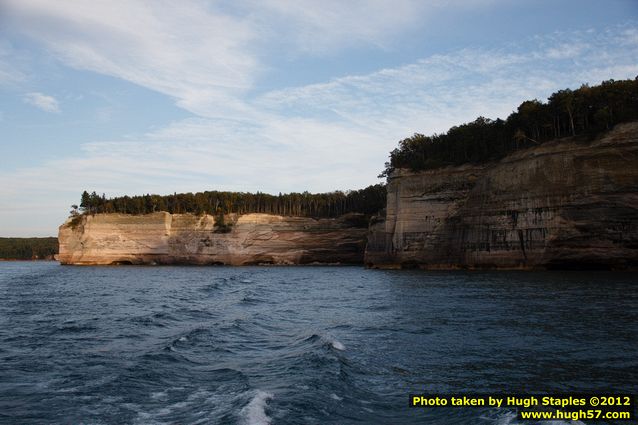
[240,390,274,425]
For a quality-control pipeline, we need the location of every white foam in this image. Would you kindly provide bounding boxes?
[240,390,274,425]
[169,401,191,409]
[330,339,346,351]
[188,389,213,401]
[157,407,172,416]
[178,336,187,342]
[493,411,518,425]
[150,391,168,400]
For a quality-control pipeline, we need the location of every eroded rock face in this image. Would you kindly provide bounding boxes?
[58,213,367,265]
[365,122,638,270]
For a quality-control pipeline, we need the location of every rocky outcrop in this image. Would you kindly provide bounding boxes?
[365,122,638,270]
[58,213,367,265]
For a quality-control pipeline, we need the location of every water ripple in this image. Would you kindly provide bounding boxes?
[0,263,636,424]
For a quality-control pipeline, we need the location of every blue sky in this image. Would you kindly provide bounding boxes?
[1,0,637,236]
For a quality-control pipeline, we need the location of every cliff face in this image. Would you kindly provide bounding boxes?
[365,122,638,270]
[58,213,367,265]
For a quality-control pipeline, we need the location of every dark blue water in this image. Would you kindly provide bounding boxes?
[0,262,636,424]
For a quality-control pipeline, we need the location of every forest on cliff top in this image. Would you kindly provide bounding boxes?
[73,184,387,219]
[381,78,638,176]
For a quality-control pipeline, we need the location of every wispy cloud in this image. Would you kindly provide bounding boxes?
[23,92,60,113]
[2,0,497,117]
[0,40,26,85]
[258,27,638,138]
[243,0,427,54]
[246,0,498,54]
[3,0,258,118]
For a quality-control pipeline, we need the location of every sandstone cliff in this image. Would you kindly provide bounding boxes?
[58,213,367,265]
[365,122,638,270]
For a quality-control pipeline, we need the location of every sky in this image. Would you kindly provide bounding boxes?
[1,0,637,237]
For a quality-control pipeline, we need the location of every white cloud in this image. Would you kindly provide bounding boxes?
[257,27,638,138]
[544,43,586,60]
[2,0,497,117]
[244,0,425,54]
[244,0,497,54]
[23,92,60,113]
[3,0,258,118]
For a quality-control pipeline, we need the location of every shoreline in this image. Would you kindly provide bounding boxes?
[53,260,637,271]
[0,258,57,262]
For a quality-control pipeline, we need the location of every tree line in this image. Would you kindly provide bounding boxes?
[0,238,58,260]
[380,78,638,176]
[74,184,387,218]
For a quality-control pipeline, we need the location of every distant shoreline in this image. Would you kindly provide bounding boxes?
[0,237,58,262]
[0,258,57,262]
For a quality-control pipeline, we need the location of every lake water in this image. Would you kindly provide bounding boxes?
[0,262,636,424]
